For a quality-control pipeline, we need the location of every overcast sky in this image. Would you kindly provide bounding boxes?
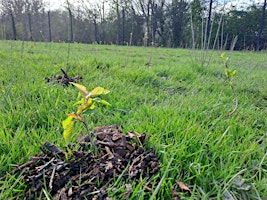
[44,0,65,10]
[44,0,100,10]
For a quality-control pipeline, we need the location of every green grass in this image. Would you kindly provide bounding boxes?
[0,40,267,199]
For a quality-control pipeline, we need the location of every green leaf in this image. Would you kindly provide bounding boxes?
[99,99,111,106]
[62,115,74,144]
[230,69,237,77]
[92,98,111,106]
[225,69,237,78]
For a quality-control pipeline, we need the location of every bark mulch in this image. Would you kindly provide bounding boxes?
[45,68,82,86]
[10,124,161,199]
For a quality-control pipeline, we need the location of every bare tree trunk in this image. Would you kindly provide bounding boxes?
[146,0,151,46]
[66,0,74,43]
[28,13,33,41]
[93,14,98,43]
[1,14,6,40]
[102,1,105,22]
[68,8,74,43]
[48,11,52,42]
[190,6,195,50]
[206,0,213,46]
[129,7,135,46]
[152,3,157,46]
[122,7,125,45]
[256,0,266,51]
[220,17,224,50]
[10,11,17,40]
[156,1,165,46]
[115,1,121,45]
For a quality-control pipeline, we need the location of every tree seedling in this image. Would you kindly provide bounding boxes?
[62,82,111,152]
[220,53,238,116]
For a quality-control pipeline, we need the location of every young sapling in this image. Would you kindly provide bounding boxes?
[220,53,238,116]
[62,82,111,150]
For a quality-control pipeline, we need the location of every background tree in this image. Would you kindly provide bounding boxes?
[256,0,267,50]
[169,0,188,47]
[155,0,166,46]
[224,3,264,50]
[189,0,202,48]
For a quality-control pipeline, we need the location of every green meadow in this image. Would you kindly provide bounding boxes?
[0,40,267,199]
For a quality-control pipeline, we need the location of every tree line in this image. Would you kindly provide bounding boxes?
[0,0,266,50]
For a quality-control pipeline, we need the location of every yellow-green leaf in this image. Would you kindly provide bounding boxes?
[62,116,74,144]
[231,70,237,77]
[89,102,96,109]
[99,99,111,106]
[62,115,73,129]
[76,98,94,114]
[73,98,85,106]
[220,53,225,60]
[91,87,110,97]
[70,82,89,97]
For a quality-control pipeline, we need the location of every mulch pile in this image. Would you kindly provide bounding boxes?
[45,68,82,86]
[11,125,161,199]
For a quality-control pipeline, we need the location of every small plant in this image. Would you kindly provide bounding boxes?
[220,53,238,116]
[62,82,111,147]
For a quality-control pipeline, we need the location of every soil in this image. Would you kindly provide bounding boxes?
[10,125,161,199]
[45,68,82,86]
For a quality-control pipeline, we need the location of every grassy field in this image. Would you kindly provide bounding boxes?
[0,40,267,199]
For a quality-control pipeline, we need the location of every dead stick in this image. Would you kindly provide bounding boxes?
[13,160,36,174]
[105,146,114,159]
[36,157,55,172]
[61,68,70,79]
[49,164,57,190]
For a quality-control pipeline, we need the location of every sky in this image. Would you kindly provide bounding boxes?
[44,0,99,10]
[44,0,66,10]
